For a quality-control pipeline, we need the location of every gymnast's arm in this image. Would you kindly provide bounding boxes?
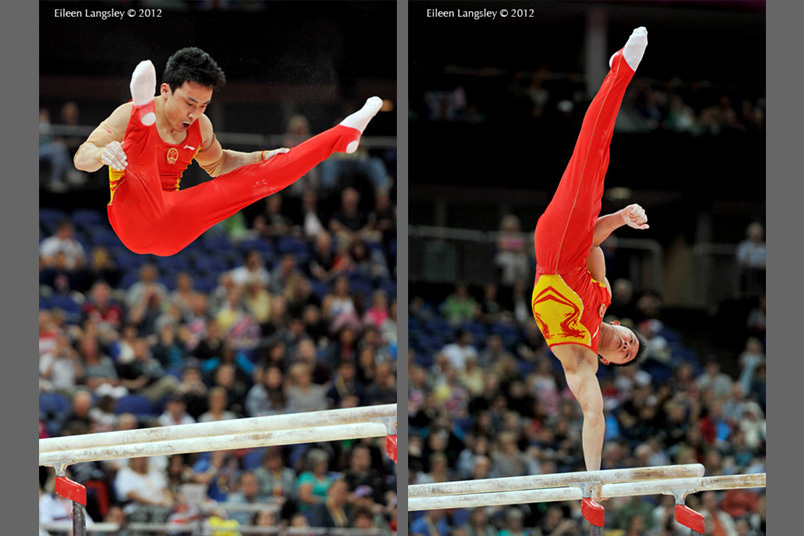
[592,203,649,247]
[74,103,130,172]
[194,115,288,177]
[552,344,605,471]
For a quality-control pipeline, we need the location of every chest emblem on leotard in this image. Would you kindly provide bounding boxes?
[531,275,591,347]
[166,147,179,165]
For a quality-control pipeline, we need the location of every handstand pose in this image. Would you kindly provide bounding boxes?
[74,48,382,256]
[531,28,650,471]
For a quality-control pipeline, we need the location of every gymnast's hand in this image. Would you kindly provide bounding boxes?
[261,147,290,161]
[100,141,128,171]
[620,203,649,230]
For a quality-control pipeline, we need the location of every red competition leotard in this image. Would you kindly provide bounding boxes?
[531,50,636,353]
[107,103,359,256]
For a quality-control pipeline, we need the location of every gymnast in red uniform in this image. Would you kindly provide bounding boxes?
[531,28,650,472]
[74,47,382,256]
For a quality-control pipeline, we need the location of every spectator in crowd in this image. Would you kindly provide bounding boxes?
[701,491,739,536]
[297,189,327,238]
[40,334,85,396]
[36,308,60,354]
[83,246,121,292]
[253,194,292,240]
[270,253,301,295]
[80,332,125,398]
[191,450,241,503]
[465,508,498,536]
[310,478,351,528]
[229,249,271,289]
[440,283,479,325]
[322,276,358,326]
[40,221,87,271]
[199,385,240,422]
[348,238,391,282]
[309,231,341,282]
[224,471,263,526]
[736,222,766,297]
[696,358,734,399]
[494,214,530,286]
[367,188,396,246]
[738,338,764,396]
[174,364,209,420]
[116,337,180,403]
[439,329,478,374]
[157,394,195,426]
[294,448,333,513]
[62,389,94,433]
[124,263,168,311]
[498,507,529,536]
[746,295,766,340]
[286,362,327,413]
[410,509,450,536]
[245,365,287,417]
[329,187,370,243]
[327,359,366,408]
[252,507,279,529]
[169,272,197,320]
[151,322,186,372]
[82,281,124,338]
[114,457,173,523]
[39,109,75,192]
[365,361,397,406]
[343,444,388,505]
[254,447,297,502]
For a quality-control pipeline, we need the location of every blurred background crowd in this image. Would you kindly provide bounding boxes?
[39,2,397,535]
[409,1,765,535]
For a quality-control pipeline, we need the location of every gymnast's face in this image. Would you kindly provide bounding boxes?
[598,323,639,365]
[160,81,213,133]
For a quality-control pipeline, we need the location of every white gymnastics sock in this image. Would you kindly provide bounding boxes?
[340,97,383,153]
[610,27,648,71]
[130,60,156,125]
[616,27,648,71]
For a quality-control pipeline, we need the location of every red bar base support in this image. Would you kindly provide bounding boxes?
[386,435,398,463]
[582,498,605,527]
[675,505,705,534]
[55,477,87,506]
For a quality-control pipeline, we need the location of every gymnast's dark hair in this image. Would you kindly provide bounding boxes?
[163,47,226,93]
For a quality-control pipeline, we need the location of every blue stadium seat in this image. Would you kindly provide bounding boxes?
[349,280,374,304]
[451,509,471,526]
[380,280,397,300]
[239,239,275,260]
[202,233,237,253]
[277,236,309,256]
[46,295,83,324]
[414,352,434,369]
[92,229,125,250]
[159,276,177,292]
[115,395,154,416]
[72,209,105,227]
[120,271,140,291]
[242,448,267,470]
[39,392,71,418]
[193,256,228,275]
[311,281,331,300]
[39,208,68,228]
[114,250,147,270]
[194,276,218,293]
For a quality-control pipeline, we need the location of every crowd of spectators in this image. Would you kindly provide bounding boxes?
[408,276,766,535]
[39,138,398,534]
[417,67,765,139]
